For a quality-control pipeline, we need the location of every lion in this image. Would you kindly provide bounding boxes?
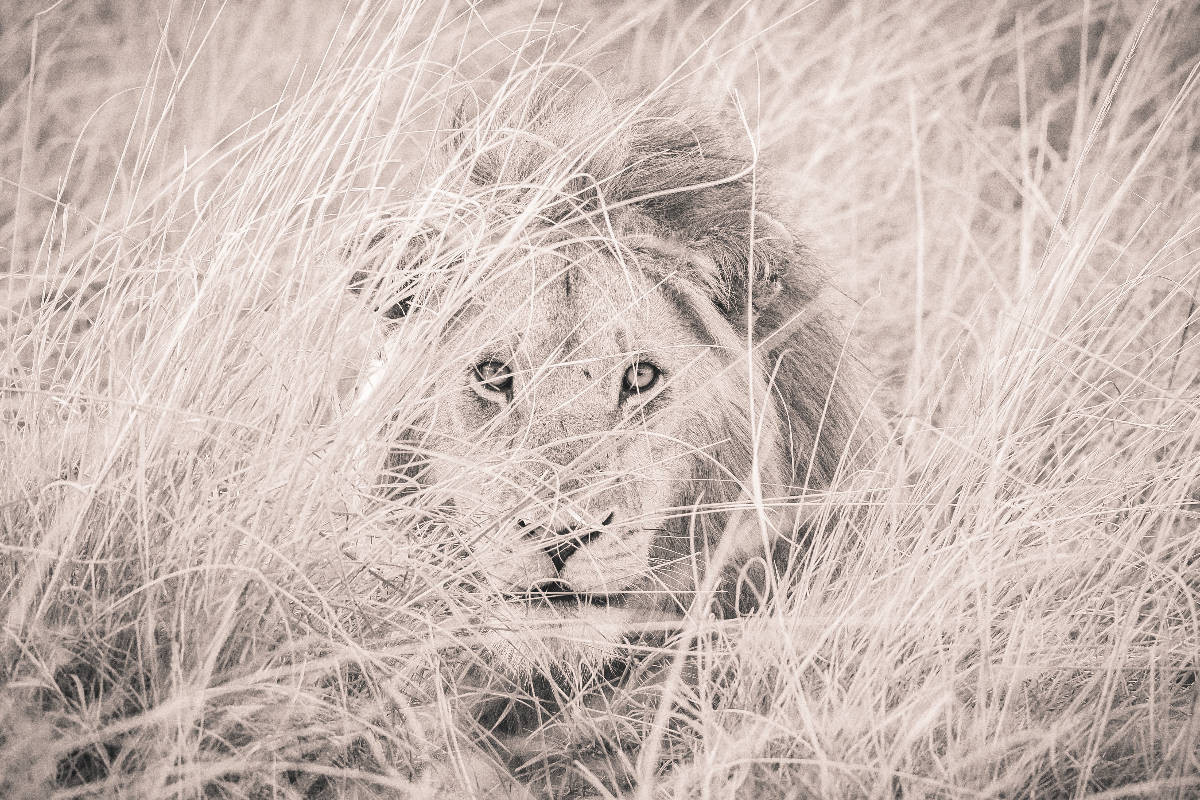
[343,77,863,792]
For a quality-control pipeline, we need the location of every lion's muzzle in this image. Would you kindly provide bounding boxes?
[505,510,623,603]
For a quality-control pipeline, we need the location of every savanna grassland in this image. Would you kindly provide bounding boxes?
[2,1,1199,798]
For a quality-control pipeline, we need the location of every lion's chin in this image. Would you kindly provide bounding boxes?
[476,596,675,680]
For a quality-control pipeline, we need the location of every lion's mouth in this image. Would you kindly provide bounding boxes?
[510,581,623,611]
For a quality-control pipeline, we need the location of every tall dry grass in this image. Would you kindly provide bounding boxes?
[2,1,1198,798]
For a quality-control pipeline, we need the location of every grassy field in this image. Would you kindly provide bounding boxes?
[2,0,1199,798]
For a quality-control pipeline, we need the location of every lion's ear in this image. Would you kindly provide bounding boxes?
[344,223,445,320]
[619,107,817,326]
[678,213,815,326]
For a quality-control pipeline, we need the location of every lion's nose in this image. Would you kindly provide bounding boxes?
[519,511,615,574]
[544,527,599,573]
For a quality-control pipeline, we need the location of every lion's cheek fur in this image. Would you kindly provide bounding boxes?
[556,422,706,599]
[635,382,788,614]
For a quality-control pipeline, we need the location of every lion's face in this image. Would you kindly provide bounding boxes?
[432,250,695,592]
[425,238,777,641]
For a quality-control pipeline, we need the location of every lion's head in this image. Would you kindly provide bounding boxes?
[346,80,859,673]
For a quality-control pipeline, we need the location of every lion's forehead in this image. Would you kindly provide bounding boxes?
[470,251,696,369]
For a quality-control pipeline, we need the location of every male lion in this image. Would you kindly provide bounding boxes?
[344,78,861,790]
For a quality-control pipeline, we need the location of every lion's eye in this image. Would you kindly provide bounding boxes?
[473,360,513,396]
[622,361,660,394]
